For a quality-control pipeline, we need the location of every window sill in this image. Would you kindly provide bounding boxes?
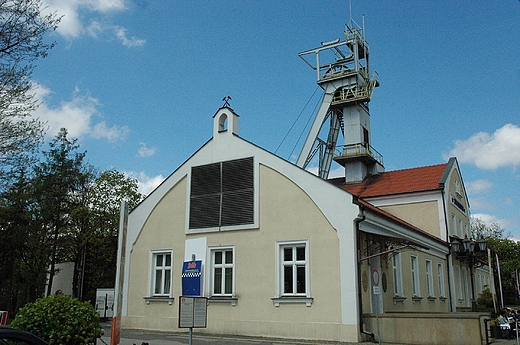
[393,296,406,304]
[412,295,423,303]
[272,296,313,307]
[439,296,448,302]
[144,296,174,305]
[208,296,238,306]
[427,296,437,302]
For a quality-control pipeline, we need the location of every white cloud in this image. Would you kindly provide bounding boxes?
[471,213,511,231]
[115,26,146,47]
[465,180,493,194]
[42,0,145,47]
[137,142,157,158]
[126,171,164,196]
[446,124,520,170]
[33,83,129,141]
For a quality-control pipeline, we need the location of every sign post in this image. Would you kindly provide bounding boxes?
[111,201,128,345]
[178,296,207,345]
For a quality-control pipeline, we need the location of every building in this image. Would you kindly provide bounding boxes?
[117,23,491,345]
[118,106,490,345]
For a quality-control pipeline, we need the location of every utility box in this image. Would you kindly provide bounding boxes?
[95,288,114,319]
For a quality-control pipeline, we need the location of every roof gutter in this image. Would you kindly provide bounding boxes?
[354,201,375,343]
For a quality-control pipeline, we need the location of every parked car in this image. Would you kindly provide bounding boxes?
[0,327,49,345]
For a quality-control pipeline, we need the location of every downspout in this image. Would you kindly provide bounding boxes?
[441,188,454,312]
[354,200,375,342]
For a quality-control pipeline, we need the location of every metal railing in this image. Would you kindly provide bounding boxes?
[334,143,384,166]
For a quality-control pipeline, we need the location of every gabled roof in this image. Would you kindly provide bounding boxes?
[330,163,448,198]
[354,197,447,246]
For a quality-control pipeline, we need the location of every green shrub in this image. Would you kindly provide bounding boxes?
[477,286,496,313]
[11,295,102,345]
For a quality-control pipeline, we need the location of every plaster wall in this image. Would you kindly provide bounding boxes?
[123,164,359,342]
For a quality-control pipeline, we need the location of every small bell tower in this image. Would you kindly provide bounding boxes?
[296,19,384,182]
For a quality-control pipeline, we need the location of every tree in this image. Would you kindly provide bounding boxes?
[471,215,506,239]
[472,217,520,307]
[0,167,48,313]
[75,170,142,302]
[32,128,90,297]
[0,0,60,174]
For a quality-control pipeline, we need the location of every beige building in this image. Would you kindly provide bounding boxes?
[118,107,491,344]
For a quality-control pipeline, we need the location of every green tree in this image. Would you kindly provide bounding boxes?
[32,128,91,297]
[0,0,60,173]
[76,170,142,302]
[0,167,48,314]
[472,216,520,307]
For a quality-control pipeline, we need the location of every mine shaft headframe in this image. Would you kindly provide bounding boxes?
[298,24,377,88]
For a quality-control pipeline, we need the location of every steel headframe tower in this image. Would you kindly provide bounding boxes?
[296,21,384,182]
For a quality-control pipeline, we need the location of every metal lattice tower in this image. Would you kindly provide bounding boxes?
[296,21,384,181]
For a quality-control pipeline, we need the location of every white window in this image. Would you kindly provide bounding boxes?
[451,214,456,237]
[438,262,446,297]
[392,253,403,296]
[459,219,463,238]
[411,255,420,297]
[456,265,463,300]
[151,250,172,296]
[276,240,309,297]
[210,247,235,296]
[426,259,434,297]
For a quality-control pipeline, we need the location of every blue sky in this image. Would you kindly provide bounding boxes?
[33,1,520,238]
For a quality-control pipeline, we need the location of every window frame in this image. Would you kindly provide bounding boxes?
[438,262,446,298]
[410,255,420,298]
[146,249,174,304]
[426,259,434,298]
[209,246,235,298]
[273,240,312,307]
[392,253,404,297]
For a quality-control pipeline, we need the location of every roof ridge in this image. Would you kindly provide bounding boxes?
[384,162,447,174]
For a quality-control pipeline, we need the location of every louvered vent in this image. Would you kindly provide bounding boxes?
[189,157,254,229]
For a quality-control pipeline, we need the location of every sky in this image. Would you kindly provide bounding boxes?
[31,1,520,238]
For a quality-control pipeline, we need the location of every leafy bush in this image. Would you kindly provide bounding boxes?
[11,295,102,345]
[477,286,496,313]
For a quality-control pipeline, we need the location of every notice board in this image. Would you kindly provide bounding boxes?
[178,296,207,328]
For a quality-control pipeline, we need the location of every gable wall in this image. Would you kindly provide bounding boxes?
[379,200,441,238]
[123,162,359,341]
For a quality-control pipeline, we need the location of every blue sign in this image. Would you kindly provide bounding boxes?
[181,260,202,296]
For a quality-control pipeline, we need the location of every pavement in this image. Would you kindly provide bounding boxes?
[98,322,520,345]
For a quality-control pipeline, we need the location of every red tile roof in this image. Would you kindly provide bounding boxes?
[330,163,448,198]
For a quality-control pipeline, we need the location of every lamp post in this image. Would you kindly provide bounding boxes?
[450,235,488,312]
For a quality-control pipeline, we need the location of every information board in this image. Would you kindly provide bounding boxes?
[178,296,207,328]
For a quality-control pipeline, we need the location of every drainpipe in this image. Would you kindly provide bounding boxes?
[354,200,375,342]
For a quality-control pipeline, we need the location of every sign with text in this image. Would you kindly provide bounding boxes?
[178,296,207,328]
[181,260,202,296]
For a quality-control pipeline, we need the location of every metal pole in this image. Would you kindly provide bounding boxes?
[189,328,193,345]
[469,256,477,312]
